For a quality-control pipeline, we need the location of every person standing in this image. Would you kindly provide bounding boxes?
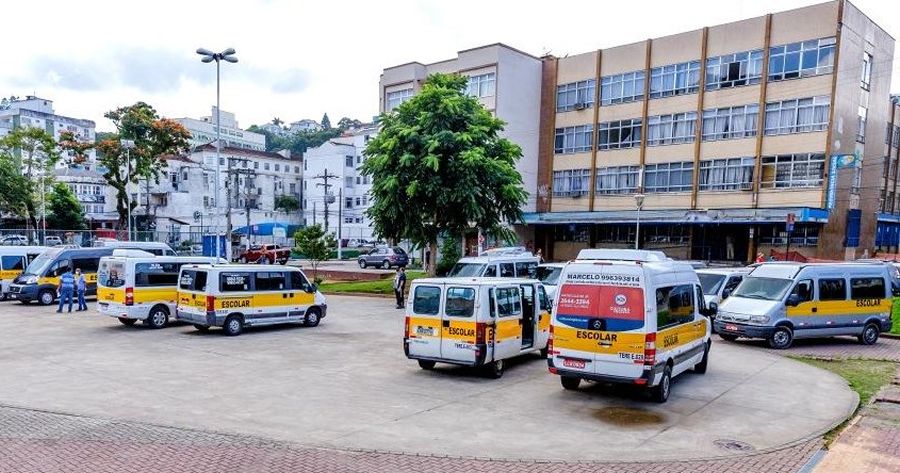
[75,268,88,312]
[755,252,767,264]
[56,268,75,313]
[393,267,407,309]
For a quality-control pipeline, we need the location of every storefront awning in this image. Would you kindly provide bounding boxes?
[522,207,830,225]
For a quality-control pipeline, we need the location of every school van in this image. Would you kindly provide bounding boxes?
[403,277,551,378]
[547,249,714,403]
[448,251,540,279]
[0,246,49,300]
[97,255,222,328]
[94,240,177,256]
[715,262,895,349]
[696,267,752,332]
[175,264,327,336]
[7,247,115,305]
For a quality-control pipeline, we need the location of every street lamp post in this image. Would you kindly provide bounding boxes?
[197,47,238,260]
[634,193,645,250]
[121,139,136,241]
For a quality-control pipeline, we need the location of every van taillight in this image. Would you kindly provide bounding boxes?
[124,287,134,306]
[206,295,216,312]
[643,333,657,366]
[475,322,486,344]
[404,316,410,336]
[548,324,557,355]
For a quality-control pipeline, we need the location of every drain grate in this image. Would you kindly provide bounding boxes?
[714,439,755,452]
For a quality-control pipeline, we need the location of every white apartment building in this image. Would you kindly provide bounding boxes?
[175,106,266,152]
[53,167,117,227]
[0,96,98,167]
[302,126,378,241]
[289,119,321,133]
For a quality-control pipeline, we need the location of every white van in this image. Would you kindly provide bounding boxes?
[535,263,565,301]
[94,240,177,256]
[448,250,539,279]
[0,246,49,300]
[404,277,551,378]
[97,254,222,328]
[716,262,895,348]
[548,249,714,403]
[696,267,752,332]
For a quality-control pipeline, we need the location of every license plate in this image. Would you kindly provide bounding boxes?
[725,324,738,332]
[562,358,586,369]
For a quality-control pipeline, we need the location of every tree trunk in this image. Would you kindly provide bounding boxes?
[427,240,438,276]
[24,200,38,243]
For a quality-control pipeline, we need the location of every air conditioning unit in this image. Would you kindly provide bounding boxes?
[574,102,587,110]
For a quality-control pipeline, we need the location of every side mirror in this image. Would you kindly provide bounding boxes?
[306,283,318,293]
[785,294,801,307]
[706,302,718,316]
[721,289,732,299]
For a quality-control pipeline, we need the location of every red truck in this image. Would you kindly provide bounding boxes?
[238,244,291,264]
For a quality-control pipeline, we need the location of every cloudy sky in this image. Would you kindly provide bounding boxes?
[2,0,898,131]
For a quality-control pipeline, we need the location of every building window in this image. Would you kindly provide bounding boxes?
[554,125,593,154]
[295,166,300,173]
[274,163,280,172]
[552,169,590,197]
[705,50,763,90]
[599,71,645,105]
[644,161,694,192]
[264,163,270,171]
[345,176,353,188]
[386,88,413,111]
[768,37,836,81]
[759,223,819,246]
[345,197,353,209]
[557,80,595,112]
[595,166,639,195]
[466,73,496,98]
[356,176,361,185]
[355,197,361,206]
[649,60,701,99]
[860,52,873,90]
[760,153,826,188]
[764,96,830,136]
[647,112,697,146]
[254,162,259,169]
[857,106,867,143]
[598,119,642,150]
[702,104,759,141]
[345,155,354,167]
[699,157,754,191]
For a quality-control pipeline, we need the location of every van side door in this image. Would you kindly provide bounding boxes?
[655,284,701,376]
[493,285,523,360]
[785,279,815,328]
[536,284,552,350]
[440,285,480,364]
[813,277,847,335]
[289,271,315,319]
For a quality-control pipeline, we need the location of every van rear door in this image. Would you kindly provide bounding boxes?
[440,285,480,364]
[553,263,646,379]
[407,283,443,359]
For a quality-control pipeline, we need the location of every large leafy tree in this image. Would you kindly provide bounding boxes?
[274,194,300,213]
[94,102,191,229]
[0,127,59,234]
[46,183,86,230]
[361,73,526,274]
[0,152,30,218]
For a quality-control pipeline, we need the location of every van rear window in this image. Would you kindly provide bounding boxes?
[179,270,208,291]
[850,278,885,299]
[556,283,645,332]
[98,261,126,288]
[446,287,475,317]
[413,286,440,315]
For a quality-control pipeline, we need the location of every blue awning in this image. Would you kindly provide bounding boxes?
[233,222,290,236]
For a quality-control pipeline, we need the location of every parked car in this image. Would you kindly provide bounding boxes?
[1,235,29,246]
[44,236,63,246]
[239,243,291,264]
[358,246,408,269]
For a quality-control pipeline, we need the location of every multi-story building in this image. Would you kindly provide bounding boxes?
[876,96,900,252]
[53,167,117,228]
[289,119,322,133]
[174,107,266,152]
[0,96,97,166]
[302,126,378,241]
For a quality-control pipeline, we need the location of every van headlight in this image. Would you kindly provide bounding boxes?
[23,276,38,284]
[750,314,770,324]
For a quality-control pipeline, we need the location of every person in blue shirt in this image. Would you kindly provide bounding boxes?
[57,268,75,313]
[74,268,88,312]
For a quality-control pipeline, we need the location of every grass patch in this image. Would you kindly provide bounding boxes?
[793,357,897,444]
[319,271,427,294]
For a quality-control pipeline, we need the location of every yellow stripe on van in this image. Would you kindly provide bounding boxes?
[98,287,124,303]
[658,320,706,351]
[538,310,551,331]
[0,270,20,281]
[552,325,645,355]
[212,292,315,311]
[443,320,477,343]
[135,288,178,304]
[787,299,889,317]
[495,318,520,342]
[37,273,97,286]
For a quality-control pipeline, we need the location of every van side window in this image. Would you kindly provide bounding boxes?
[72,257,99,273]
[413,286,440,315]
[516,261,537,278]
[537,285,551,311]
[818,279,846,301]
[446,287,476,317]
[850,277,885,299]
[723,276,742,296]
[49,260,71,277]
[489,288,496,317]
[220,272,251,292]
[135,262,180,287]
[290,271,310,291]
[1,255,25,271]
[255,272,286,291]
[656,284,695,329]
[791,279,813,302]
[499,263,515,278]
[496,287,522,317]
[483,265,497,277]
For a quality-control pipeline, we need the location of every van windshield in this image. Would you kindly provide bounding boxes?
[23,255,54,276]
[449,263,486,277]
[731,276,792,301]
[535,266,562,286]
[698,273,726,295]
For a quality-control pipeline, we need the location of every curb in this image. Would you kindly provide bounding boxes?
[881,332,900,340]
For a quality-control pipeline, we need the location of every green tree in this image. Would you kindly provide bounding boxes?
[436,233,462,276]
[321,113,331,130]
[45,183,86,230]
[293,224,335,282]
[337,117,363,131]
[0,127,59,234]
[0,152,30,218]
[274,194,300,213]
[361,73,527,275]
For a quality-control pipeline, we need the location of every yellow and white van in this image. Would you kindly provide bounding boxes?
[8,247,114,305]
[448,248,540,279]
[404,277,551,378]
[715,262,894,348]
[175,264,327,336]
[0,246,48,300]
[548,249,714,403]
[97,253,222,328]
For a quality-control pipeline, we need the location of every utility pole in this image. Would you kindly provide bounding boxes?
[314,168,339,234]
[337,188,343,260]
[312,201,317,226]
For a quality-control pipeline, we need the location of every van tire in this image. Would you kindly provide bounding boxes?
[768,326,794,349]
[486,359,504,379]
[694,342,711,374]
[858,323,880,345]
[719,334,738,342]
[304,308,322,327]
[540,347,549,358]
[117,317,137,326]
[145,305,169,329]
[193,324,209,332]
[222,315,243,336]
[417,360,436,370]
[652,365,672,403]
[38,289,55,306]
[560,376,581,390]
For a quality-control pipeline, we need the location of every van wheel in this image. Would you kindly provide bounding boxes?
[540,346,549,358]
[719,334,739,342]
[694,342,711,374]
[38,289,55,306]
[486,359,504,379]
[145,306,169,329]
[117,317,137,326]
[768,326,793,349]
[0,293,7,301]
[859,323,880,345]
[560,376,581,390]
[222,315,243,336]
[652,365,672,403]
[193,324,209,332]
[382,260,391,269]
[417,360,436,370]
[304,308,321,327]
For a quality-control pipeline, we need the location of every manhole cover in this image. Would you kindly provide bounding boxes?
[713,439,755,452]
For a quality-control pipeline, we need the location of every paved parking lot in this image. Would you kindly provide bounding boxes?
[0,295,856,468]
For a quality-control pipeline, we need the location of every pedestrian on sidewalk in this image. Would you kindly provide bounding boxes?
[56,268,75,313]
[75,268,88,311]
[394,267,407,309]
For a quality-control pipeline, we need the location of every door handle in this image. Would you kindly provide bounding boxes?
[442,320,450,327]
[517,319,523,325]
[811,307,817,313]
[282,293,288,298]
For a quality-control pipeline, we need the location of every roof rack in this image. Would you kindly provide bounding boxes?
[576,249,670,263]
[478,246,533,257]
